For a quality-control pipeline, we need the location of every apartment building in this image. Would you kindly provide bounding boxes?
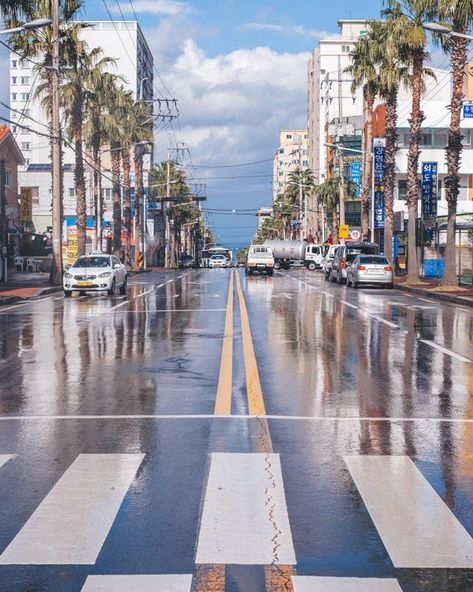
[10,21,154,233]
[273,130,309,201]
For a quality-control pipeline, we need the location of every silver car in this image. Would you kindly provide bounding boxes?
[347,254,394,289]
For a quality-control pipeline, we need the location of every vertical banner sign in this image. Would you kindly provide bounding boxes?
[373,141,385,229]
[350,160,362,197]
[421,162,438,218]
[19,187,32,222]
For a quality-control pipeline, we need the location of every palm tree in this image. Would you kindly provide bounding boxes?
[438,1,473,286]
[83,72,122,251]
[62,42,115,256]
[345,27,379,240]
[316,178,341,241]
[0,1,32,19]
[371,19,411,262]
[384,0,438,281]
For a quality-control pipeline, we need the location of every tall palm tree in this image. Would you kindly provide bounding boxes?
[83,72,122,251]
[62,42,115,256]
[384,0,438,281]
[0,1,32,19]
[345,27,380,240]
[371,19,411,262]
[439,0,473,286]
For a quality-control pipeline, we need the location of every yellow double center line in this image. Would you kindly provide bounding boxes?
[214,270,266,416]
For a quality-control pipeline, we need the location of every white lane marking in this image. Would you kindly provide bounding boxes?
[196,452,296,565]
[0,453,144,565]
[0,303,30,313]
[0,455,15,469]
[344,455,473,568]
[1,414,473,423]
[103,308,227,314]
[103,299,130,313]
[419,339,472,363]
[166,279,173,284]
[81,575,193,592]
[292,576,403,592]
[156,283,165,288]
[340,300,358,309]
[367,315,399,329]
[135,288,155,299]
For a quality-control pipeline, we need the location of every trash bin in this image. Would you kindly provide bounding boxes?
[423,258,444,278]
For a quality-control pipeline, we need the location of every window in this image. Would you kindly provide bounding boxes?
[303,160,308,166]
[12,125,17,133]
[320,69,326,75]
[12,60,17,68]
[4,170,11,187]
[342,45,350,53]
[21,93,29,101]
[20,142,31,151]
[31,186,39,204]
[69,187,75,198]
[101,187,112,200]
[279,148,284,154]
[19,59,28,68]
[286,134,292,139]
[11,76,17,84]
[279,172,284,177]
[20,76,30,85]
[12,93,17,101]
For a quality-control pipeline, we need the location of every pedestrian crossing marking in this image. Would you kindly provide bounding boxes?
[0,453,145,565]
[196,452,296,565]
[292,577,403,591]
[344,455,473,568]
[80,574,193,591]
[0,455,14,470]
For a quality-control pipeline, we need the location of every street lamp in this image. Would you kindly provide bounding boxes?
[423,22,473,40]
[0,18,52,36]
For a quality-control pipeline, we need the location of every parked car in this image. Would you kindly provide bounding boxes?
[208,254,228,269]
[179,254,194,269]
[63,253,127,297]
[323,245,339,280]
[329,242,379,284]
[347,254,394,289]
[246,244,274,276]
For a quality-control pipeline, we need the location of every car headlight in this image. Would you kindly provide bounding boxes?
[98,272,112,278]
[64,272,73,279]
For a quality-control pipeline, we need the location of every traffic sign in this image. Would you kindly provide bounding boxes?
[350,229,361,240]
[339,224,350,239]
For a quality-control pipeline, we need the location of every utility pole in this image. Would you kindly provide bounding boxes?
[51,0,63,284]
[337,55,345,231]
[164,147,170,268]
[0,160,6,282]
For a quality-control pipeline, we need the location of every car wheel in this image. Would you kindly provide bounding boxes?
[64,290,72,298]
[307,261,316,271]
[107,280,116,296]
[273,261,281,270]
[119,276,128,295]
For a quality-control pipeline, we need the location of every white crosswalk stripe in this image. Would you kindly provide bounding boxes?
[292,577,403,591]
[0,453,144,565]
[344,455,473,568]
[0,455,14,470]
[196,452,296,565]
[80,575,193,591]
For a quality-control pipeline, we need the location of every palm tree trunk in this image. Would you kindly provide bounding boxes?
[92,123,101,252]
[406,49,425,281]
[332,207,339,242]
[383,88,398,263]
[443,34,468,286]
[74,108,87,257]
[134,149,143,269]
[122,147,131,266]
[361,92,374,240]
[111,146,122,257]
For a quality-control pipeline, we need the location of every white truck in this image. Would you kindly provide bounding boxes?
[246,245,275,276]
[263,240,324,271]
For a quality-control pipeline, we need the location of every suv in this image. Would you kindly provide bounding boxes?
[329,242,379,284]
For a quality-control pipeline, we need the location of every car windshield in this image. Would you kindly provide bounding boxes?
[73,256,110,268]
[212,255,225,260]
[359,255,389,265]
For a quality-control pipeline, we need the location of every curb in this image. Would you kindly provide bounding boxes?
[395,282,473,308]
[0,285,62,306]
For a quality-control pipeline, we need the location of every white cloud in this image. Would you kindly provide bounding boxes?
[241,22,333,40]
[111,0,194,17]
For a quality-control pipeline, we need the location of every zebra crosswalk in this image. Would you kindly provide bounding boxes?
[0,450,472,590]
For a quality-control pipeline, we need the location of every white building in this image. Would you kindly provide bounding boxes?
[10,21,154,233]
[307,20,367,186]
[273,130,309,201]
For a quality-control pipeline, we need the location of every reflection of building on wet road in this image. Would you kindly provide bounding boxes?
[0,269,472,591]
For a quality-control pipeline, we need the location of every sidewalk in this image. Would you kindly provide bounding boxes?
[395,276,473,307]
[0,272,61,305]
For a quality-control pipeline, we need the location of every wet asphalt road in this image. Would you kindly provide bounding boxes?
[0,269,472,591]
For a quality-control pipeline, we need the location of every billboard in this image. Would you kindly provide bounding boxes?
[19,187,32,222]
[373,139,386,229]
[421,162,438,218]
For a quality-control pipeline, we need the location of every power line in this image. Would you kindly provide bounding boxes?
[189,174,273,180]
[190,157,274,168]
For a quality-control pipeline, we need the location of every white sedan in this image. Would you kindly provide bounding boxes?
[63,254,127,297]
[208,254,228,269]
